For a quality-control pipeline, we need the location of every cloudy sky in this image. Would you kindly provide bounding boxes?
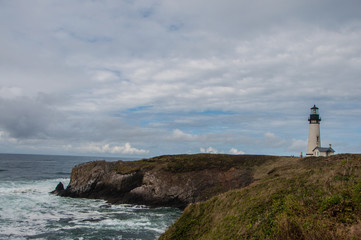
[1,0,361,157]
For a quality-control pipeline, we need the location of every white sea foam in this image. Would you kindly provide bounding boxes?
[0,177,181,239]
[144,226,166,234]
[0,154,183,239]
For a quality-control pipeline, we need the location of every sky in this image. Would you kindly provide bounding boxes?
[1,0,361,158]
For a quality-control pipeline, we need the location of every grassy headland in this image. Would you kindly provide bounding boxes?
[114,153,279,174]
[159,154,361,240]
[65,154,282,208]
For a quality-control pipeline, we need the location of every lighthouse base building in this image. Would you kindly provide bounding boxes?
[312,145,335,157]
[306,105,335,157]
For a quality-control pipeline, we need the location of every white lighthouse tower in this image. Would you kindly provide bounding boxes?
[306,105,321,156]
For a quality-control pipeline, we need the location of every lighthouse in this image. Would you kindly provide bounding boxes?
[306,105,335,157]
[306,105,321,156]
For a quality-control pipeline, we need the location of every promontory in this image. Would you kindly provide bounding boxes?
[53,153,361,239]
[53,154,275,208]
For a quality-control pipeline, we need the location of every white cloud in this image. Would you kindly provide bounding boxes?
[0,87,23,99]
[229,148,245,155]
[91,70,119,82]
[77,143,149,155]
[171,129,197,141]
[0,130,19,144]
[200,147,219,154]
[263,132,287,148]
[63,25,361,115]
[288,139,307,152]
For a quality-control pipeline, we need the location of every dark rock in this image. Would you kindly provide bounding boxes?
[54,155,256,209]
[51,182,65,195]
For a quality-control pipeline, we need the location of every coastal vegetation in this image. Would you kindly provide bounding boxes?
[56,153,361,239]
[114,154,279,174]
[159,154,361,240]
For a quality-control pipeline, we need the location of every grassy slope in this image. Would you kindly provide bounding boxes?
[159,154,361,240]
[114,154,279,174]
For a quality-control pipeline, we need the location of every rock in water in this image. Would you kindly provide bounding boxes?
[51,182,65,195]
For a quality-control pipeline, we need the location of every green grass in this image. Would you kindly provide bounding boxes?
[113,153,279,174]
[159,154,361,240]
[152,154,278,172]
[113,158,159,174]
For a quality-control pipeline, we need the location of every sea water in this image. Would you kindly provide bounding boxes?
[0,154,182,240]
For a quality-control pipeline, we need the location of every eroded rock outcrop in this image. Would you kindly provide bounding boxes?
[54,154,275,208]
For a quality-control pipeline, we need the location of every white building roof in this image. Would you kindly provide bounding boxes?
[313,146,335,153]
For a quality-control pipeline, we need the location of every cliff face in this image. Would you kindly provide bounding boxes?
[126,167,252,207]
[55,154,278,208]
[60,161,144,202]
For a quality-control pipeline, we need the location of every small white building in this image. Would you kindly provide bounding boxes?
[306,105,335,157]
[313,144,335,157]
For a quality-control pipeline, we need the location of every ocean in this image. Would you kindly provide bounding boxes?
[0,153,182,240]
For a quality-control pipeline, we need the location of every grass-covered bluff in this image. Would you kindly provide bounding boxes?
[58,154,279,208]
[159,154,361,240]
[114,154,278,174]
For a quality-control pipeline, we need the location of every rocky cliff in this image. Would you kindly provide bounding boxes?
[53,154,278,208]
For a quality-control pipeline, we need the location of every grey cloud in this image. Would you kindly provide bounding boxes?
[1,1,361,155]
[0,97,60,139]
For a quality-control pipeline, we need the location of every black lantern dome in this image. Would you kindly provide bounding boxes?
[308,105,321,123]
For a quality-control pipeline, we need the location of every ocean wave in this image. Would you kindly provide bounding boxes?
[0,178,70,195]
[0,177,180,240]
